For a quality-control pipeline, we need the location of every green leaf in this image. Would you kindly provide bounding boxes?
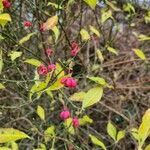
[138,34,150,41]
[96,49,104,63]
[90,25,100,37]
[107,46,118,55]
[24,58,42,67]
[101,9,113,24]
[123,3,135,14]
[88,76,106,86]
[44,126,55,142]
[0,49,3,74]
[89,134,107,150]
[47,2,62,9]
[0,13,11,27]
[0,128,30,143]
[11,141,19,150]
[9,51,22,61]
[82,86,103,109]
[144,144,150,150]
[64,118,74,135]
[133,49,146,60]
[80,29,90,41]
[37,105,45,121]
[105,0,120,11]
[54,63,65,79]
[69,92,86,102]
[18,33,36,45]
[138,109,150,147]
[0,0,3,12]
[0,148,11,150]
[84,0,97,9]
[107,121,117,141]
[116,130,125,142]
[0,83,5,89]
[79,115,93,125]
[52,26,60,42]
[130,128,139,141]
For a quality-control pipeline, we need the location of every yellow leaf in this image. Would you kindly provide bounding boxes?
[54,63,65,79]
[64,118,74,135]
[52,26,60,42]
[105,0,120,11]
[43,16,58,31]
[47,2,63,9]
[9,51,22,61]
[133,49,146,60]
[19,33,36,45]
[107,46,118,55]
[145,144,150,150]
[101,9,113,24]
[117,130,125,142]
[0,13,11,27]
[138,109,150,147]
[89,25,100,37]
[96,49,104,63]
[37,105,45,121]
[107,121,117,141]
[69,92,86,102]
[84,0,97,10]
[82,86,103,109]
[0,147,11,150]
[0,128,30,143]
[0,49,3,74]
[24,58,42,67]
[138,34,150,41]
[80,29,90,41]
[44,126,55,142]
[79,115,93,125]
[88,76,106,86]
[0,83,5,89]
[89,134,107,150]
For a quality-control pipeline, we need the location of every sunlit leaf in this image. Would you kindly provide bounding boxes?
[18,33,36,45]
[0,128,30,143]
[37,105,45,121]
[90,25,100,37]
[11,141,19,150]
[117,130,125,142]
[123,3,135,14]
[84,0,97,10]
[64,118,74,135]
[0,148,11,150]
[52,26,60,42]
[138,34,150,41]
[96,49,104,63]
[80,29,90,41]
[130,128,139,141]
[80,115,93,125]
[138,109,150,147]
[69,92,86,102]
[107,121,117,141]
[9,51,22,61]
[54,63,65,79]
[107,46,118,55]
[24,58,42,67]
[0,13,11,27]
[88,76,106,86]
[44,126,55,142]
[101,9,113,24]
[43,16,58,31]
[105,0,120,11]
[47,2,62,9]
[0,83,5,89]
[145,144,150,150]
[0,0,3,12]
[133,49,146,60]
[82,86,103,109]
[0,49,3,74]
[89,134,107,150]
